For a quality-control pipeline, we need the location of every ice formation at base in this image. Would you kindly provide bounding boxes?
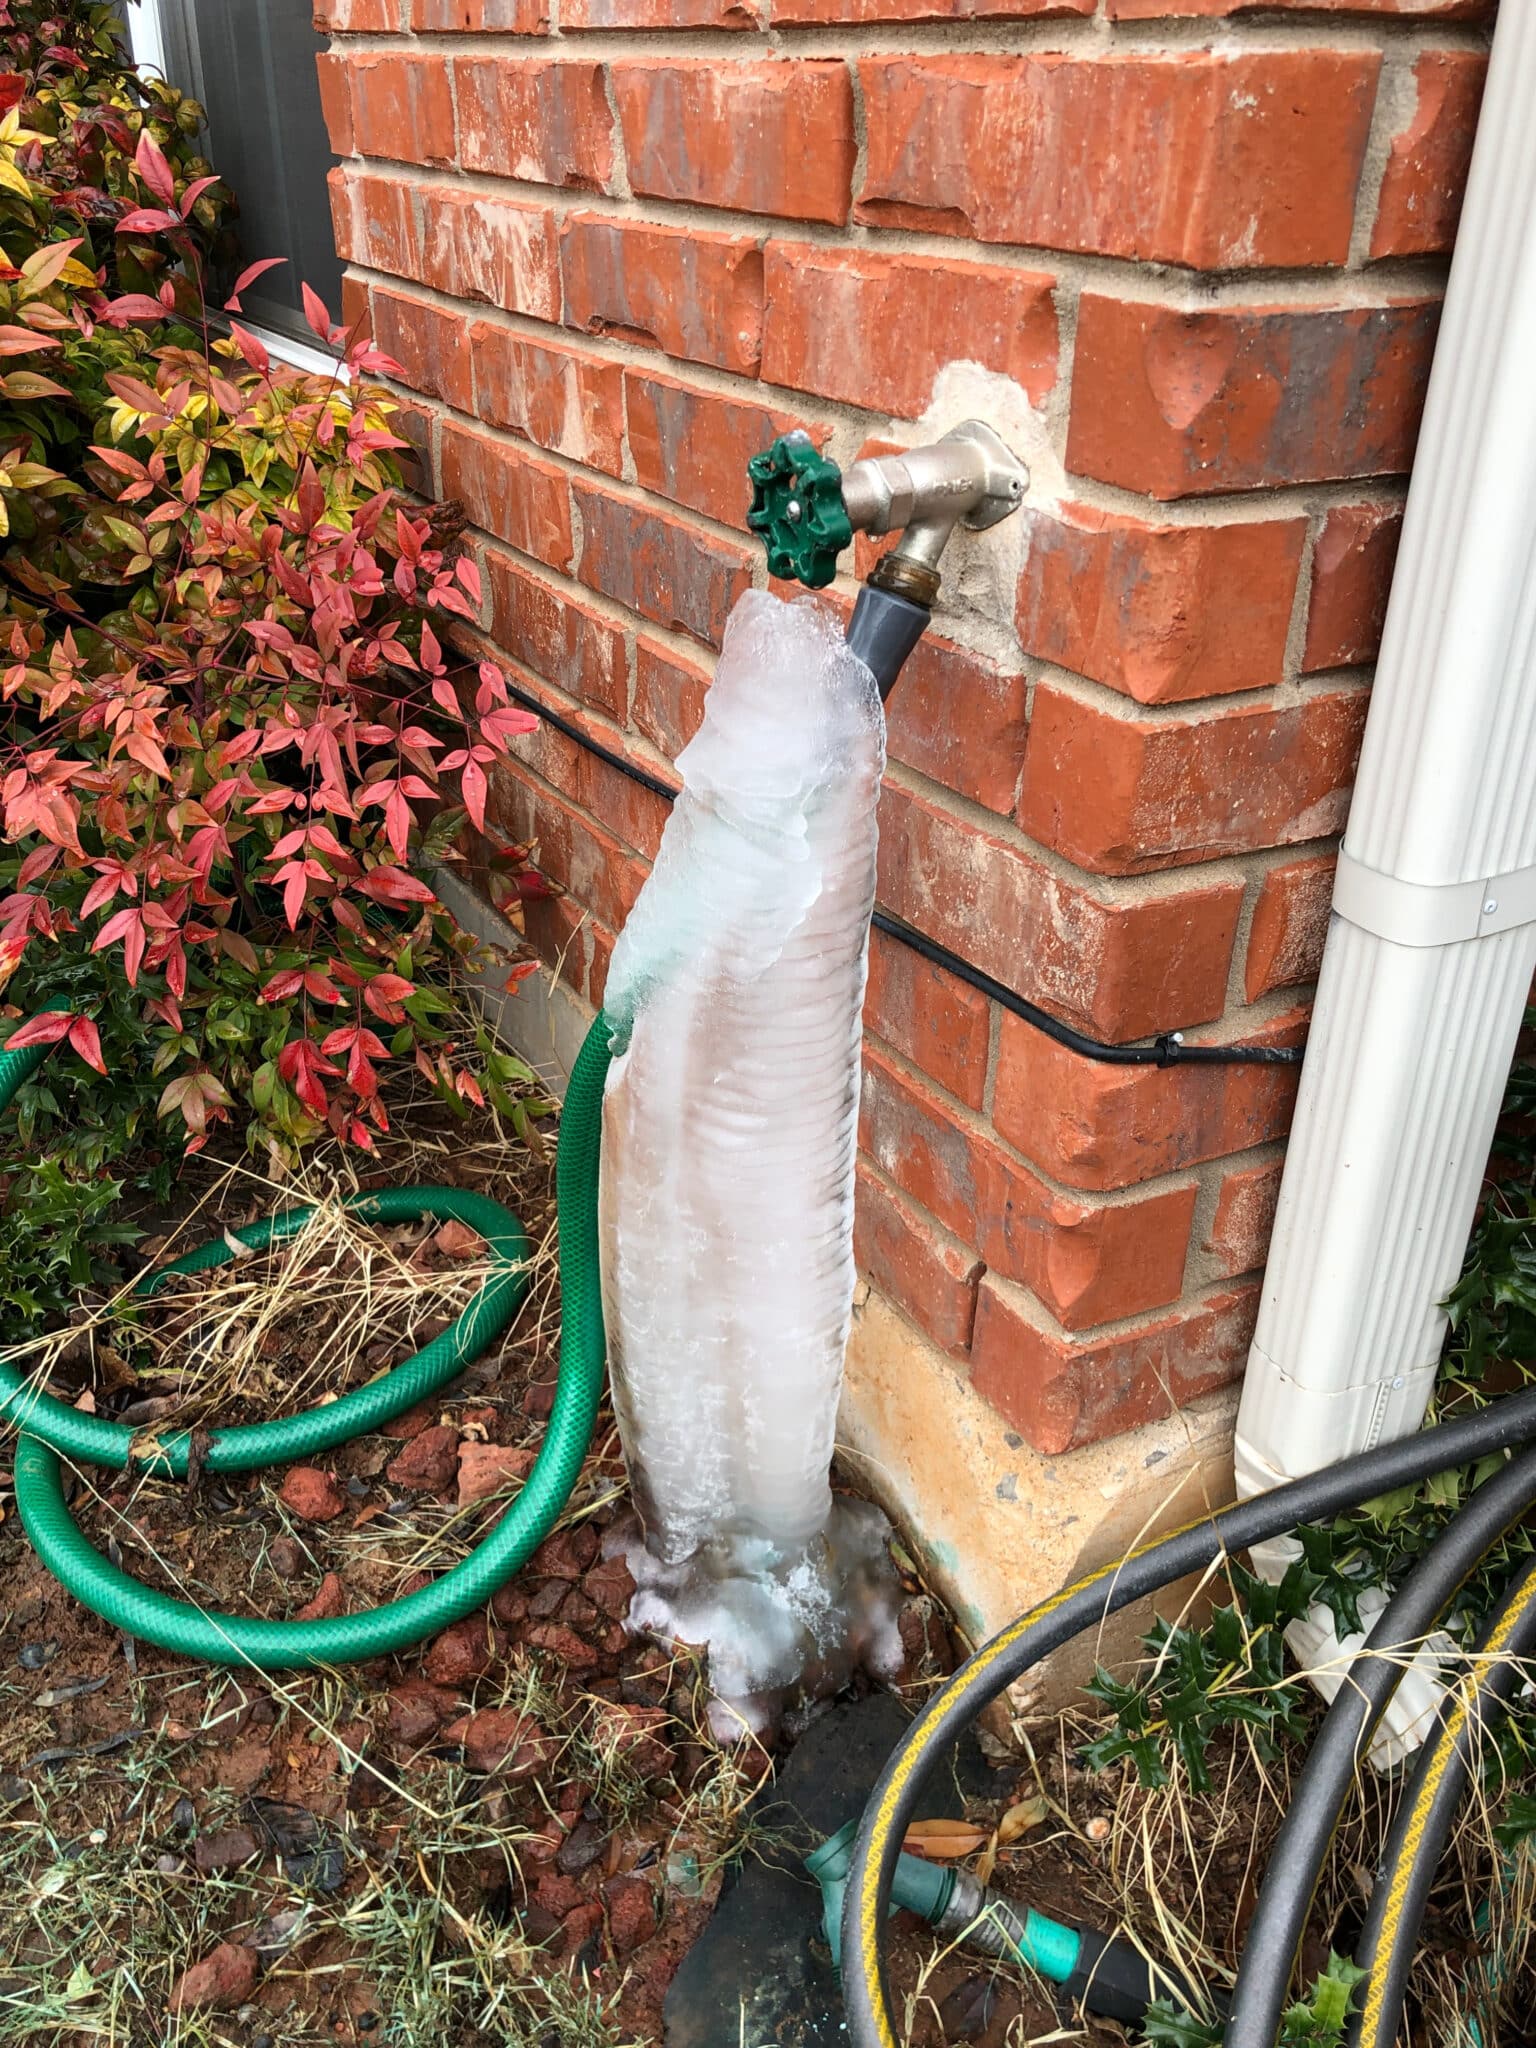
[598,591,902,1737]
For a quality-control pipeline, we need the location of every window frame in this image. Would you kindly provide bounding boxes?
[122,0,346,377]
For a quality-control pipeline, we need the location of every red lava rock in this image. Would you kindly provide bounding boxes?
[168,1941,259,2012]
[491,1585,529,1628]
[558,1900,605,1961]
[528,1579,567,1620]
[278,1467,345,1523]
[192,1826,258,1873]
[442,1707,552,1777]
[590,1702,676,1782]
[399,1570,434,1598]
[530,1525,600,1579]
[584,1554,636,1619]
[385,1679,460,1748]
[525,1621,599,1672]
[385,1424,461,1491]
[381,1399,437,1441]
[533,1872,585,1917]
[292,1571,347,1622]
[422,1618,497,1687]
[559,1589,599,1632]
[604,1872,658,1956]
[217,1738,273,1795]
[456,1442,536,1507]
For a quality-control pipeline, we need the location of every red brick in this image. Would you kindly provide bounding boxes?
[1245,854,1337,1003]
[344,53,455,169]
[762,245,1056,421]
[1107,0,1487,14]
[316,54,354,158]
[1371,51,1486,259]
[1014,502,1305,706]
[411,0,547,26]
[992,1005,1305,1191]
[522,887,590,990]
[1303,503,1403,673]
[340,275,370,344]
[491,771,649,933]
[858,52,1377,271]
[613,61,855,227]
[633,637,711,760]
[1068,294,1441,499]
[1018,681,1368,876]
[881,625,1029,815]
[329,168,420,281]
[1204,1158,1284,1280]
[779,0,1088,18]
[861,1047,1196,1329]
[854,1161,981,1358]
[561,215,764,377]
[565,0,760,22]
[572,482,752,647]
[626,371,820,531]
[315,0,398,26]
[455,59,616,194]
[419,188,560,322]
[439,422,574,573]
[514,707,672,861]
[877,779,1243,1042]
[484,550,629,722]
[370,288,472,413]
[971,1275,1259,1455]
[864,921,990,1112]
[471,324,624,476]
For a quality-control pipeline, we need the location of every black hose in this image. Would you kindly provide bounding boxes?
[498,672,1303,1072]
[1225,1443,1536,2048]
[1347,1550,1536,2048]
[838,1387,1536,2048]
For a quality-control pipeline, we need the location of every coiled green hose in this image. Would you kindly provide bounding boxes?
[0,1009,613,1668]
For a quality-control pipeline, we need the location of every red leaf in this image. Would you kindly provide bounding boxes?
[228,320,270,375]
[67,1017,107,1075]
[460,755,488,835]
[358,865,435,907]
[115,208,180,236]
[134,129,178,206]
[4,1011,73,1052]
[225,256,285,309]
[301,282,334,344]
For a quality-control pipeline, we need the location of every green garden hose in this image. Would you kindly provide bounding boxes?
[0,1008,613,1668]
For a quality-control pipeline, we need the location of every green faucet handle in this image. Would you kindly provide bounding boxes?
[746,432,852,590]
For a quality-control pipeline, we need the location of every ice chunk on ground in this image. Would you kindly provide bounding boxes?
[599,591,900,1735]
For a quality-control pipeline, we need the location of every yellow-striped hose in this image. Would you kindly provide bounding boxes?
[1350,1551,1536,2048]
[836,1391,1536,2048]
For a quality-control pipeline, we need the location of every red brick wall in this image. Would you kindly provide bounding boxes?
[318,0,1492,1457]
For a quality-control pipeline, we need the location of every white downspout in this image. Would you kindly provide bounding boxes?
[1233,2,1536,1764]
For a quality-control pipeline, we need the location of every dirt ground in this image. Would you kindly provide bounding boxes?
[0,1065,1528,2047]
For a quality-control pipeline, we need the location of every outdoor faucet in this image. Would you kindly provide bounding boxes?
[746,422,1029,698]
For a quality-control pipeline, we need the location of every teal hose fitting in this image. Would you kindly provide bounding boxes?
[806,1820,1080,1980]
[807,1819,1204,2027]
[0,1009,615,1670]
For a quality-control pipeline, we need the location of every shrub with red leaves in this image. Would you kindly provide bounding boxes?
[0,10,547,1174]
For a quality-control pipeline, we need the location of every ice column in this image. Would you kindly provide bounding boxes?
[599,592,900,1735]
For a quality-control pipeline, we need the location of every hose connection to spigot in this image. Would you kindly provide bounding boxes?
[746,421,1029,698]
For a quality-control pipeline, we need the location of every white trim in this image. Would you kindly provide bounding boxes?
[123,0,168,81]
[238,319,348,382]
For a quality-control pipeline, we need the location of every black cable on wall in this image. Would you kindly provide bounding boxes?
[500,675,1305,1074]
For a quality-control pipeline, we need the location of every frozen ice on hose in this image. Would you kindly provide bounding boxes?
[600,590,901,1734]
